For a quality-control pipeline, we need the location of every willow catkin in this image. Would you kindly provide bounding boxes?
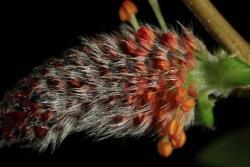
[0,25,198,152]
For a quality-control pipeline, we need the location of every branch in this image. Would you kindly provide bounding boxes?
[182,0,250,65]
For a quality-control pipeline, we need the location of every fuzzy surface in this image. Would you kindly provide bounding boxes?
[0,25,199,151]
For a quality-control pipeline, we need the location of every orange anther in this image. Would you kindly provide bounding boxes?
[180,105,190,112]
[171,131,186,149]
[119,0,138,22]
[165,119,183,138]
[175,87,187,103]
[157,137,173,157]
[183,98,196,108]
[188,84,198,97]
[178,87,187,98]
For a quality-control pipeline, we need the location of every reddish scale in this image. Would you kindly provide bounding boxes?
[135,26,155,51]
[151,49,170,72]
[99,67,112,76]
[119,67,129,74]
[47,77,66,91]
[185,52,196,69]
[4,112,28,125]
[123,37,148,56]
[152,57,170,72]
[111,115,126,124]
[182,32,197,54]
[175,68,187,88]
[123,26,155,57]
[188,84,198,97]
[42,68,50,76]
[50,62,65,68]
[144,89,159,111]
[2,126,14,140]
[40,110,52,122]
[33,126,48,139]
[0,25,200,150]
[123,27,198,136]
[102,44,119,60]
[133,114,147,126]
[155,77,168,92]
[162,31,178,52]
[2,86,51,141]
[26,101,43,113]
[15,90,29,101]
[17,77,37,93]
[181,32,197,69]
[2,112,29,140]
[47,78,60,87]
[164,91,179,111]
[108,96,116,107]
[67,78,81,88]
[134,77,148,96]
[134,62,147,73]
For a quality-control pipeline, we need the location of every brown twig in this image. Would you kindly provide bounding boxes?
[182,0,250,65]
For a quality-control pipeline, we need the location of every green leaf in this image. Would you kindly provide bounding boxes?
[219,57,250,88]
[196,91,215,128]
[197,126,250,167]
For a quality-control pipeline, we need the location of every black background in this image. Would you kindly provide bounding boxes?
[1,0,250,166]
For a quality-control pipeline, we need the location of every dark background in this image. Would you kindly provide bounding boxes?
[1,0,250,166]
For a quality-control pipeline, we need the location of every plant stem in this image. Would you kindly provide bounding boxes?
[129,15,140,30]
[148,0,168,32]
[182,0,250,65]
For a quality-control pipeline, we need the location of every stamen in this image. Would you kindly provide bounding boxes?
[119,0,140,30]
[157,136,173,157]
[148,0,168,32]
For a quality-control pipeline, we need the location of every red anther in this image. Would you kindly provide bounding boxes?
[123,38,148,56]
[185,52,196,69]
[27,102,42,112]
[68,78,81,88]
[33,126,48,139]
[4,112,28,125]
[180,98,196,112]
[162,32,178,52]
[188,84,198,97]
[135,62,147,73]
[153,58,170,72]
[182,33,197,54]
[40,111,52,122]
[135,26,155,50]
[155,77,167,92]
